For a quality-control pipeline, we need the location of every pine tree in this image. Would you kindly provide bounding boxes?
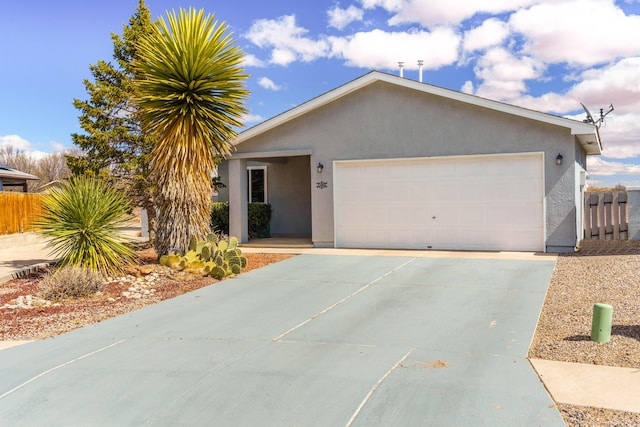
[69,0,157,243]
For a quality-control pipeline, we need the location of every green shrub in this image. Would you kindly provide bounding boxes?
[211,202,230,235]
[38,266,105,301]
[211,202,272,239]
[34,176,136,275]
[248,203,273,238]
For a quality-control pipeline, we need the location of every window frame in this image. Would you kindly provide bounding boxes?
[247,165,267,203]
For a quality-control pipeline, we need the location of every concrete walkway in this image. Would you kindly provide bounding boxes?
[1,235,639,417]
[0,233,55,284]
[531,358,640,413]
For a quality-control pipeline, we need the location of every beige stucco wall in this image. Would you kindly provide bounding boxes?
[226,80,586,251]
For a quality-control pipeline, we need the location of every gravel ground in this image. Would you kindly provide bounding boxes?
[0,251,295,341]
[529,240,640,426]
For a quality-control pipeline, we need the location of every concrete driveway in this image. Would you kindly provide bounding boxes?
[0,253,564,426]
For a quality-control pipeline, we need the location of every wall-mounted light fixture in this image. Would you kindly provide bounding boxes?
[317,162,324,173]
[555,154,563,166]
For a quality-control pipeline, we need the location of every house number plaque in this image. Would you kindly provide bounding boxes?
[316,181,328,189]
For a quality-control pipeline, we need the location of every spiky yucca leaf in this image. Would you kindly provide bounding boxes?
[34,176,136,275]
[133,7,249,255]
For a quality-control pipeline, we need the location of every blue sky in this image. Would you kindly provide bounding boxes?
[1,0,639,187]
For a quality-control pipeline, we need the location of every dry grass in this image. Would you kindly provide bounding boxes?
[38,267,105,302]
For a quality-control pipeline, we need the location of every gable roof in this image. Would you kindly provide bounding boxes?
[237,70,601,155]
[0,164,39,181]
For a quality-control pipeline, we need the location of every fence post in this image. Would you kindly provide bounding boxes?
[619,192,628,239]
[628,188,640,240]
[589,192,598,238]
[613,192,620,240]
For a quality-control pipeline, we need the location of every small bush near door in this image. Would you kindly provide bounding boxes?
[248,203,273,238]
[211,202,230,235]
[211,202,273,239]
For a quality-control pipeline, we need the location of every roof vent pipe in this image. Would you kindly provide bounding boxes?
[418,60,424,82]
[398,62,404,78]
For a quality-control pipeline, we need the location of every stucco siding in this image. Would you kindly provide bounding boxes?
[225,80,587,251]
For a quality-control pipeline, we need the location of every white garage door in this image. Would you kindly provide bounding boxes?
[334,153,545,252]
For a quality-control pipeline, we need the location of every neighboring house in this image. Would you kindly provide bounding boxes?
[0,164,39,192]
[217,71,600,253]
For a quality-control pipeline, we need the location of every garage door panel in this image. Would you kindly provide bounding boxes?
[334,154,544,252]
[407,182,435,200]
[491,204,542,225]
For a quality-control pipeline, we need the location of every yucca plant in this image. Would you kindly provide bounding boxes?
[132,7,249,255]
[34,176,136,275]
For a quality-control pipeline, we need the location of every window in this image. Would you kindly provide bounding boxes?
[248,166,267,203]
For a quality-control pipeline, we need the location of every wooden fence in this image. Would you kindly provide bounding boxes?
[584,191,628,240]
[0,192,42,235]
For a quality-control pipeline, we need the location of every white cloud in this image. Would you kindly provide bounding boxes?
[462,18,510,52]
[508,57,640,115]
[510,0,640,66]
[328,5,364,30]
[258,77,282,91]
[510,92,576,115]
[359,0,404,12]
[472,48,545,101]
[270,49,297,66]
[387,0,538,27]
[242,53,267,68]
[596,113,640,159]
[503,57,640,161]
[587,157,640,177]
[565,58,640,114]
[245,15,330,66]
[241,113,264,125]
[461,80,474,94]
[0,134,32,151]
[50,141,66,153]
[25,150,49,160]
[329,27,460,70]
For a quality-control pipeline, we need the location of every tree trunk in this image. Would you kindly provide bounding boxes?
[153,175,212,256]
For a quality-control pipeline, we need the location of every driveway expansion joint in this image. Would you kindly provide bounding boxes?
[272,258,417,342]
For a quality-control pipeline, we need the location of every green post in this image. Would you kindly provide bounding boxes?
[591,303,613,343]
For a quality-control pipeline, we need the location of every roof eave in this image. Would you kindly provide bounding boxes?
[0,171,40,180]
[574,126,602,156]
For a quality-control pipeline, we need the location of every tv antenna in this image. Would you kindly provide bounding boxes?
[580,102,614,128]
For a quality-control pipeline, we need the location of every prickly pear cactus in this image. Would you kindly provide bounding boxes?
[159,235,248,278]
[229,237,238,250]
[188,236,198,252]
[201,245,211,262]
